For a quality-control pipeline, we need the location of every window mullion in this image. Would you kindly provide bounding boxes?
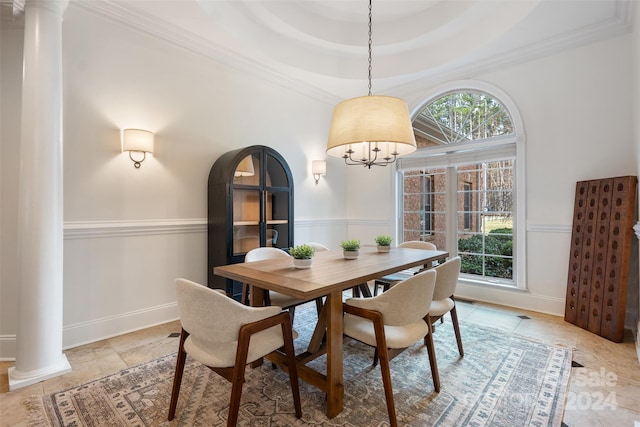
[445,166,458,256]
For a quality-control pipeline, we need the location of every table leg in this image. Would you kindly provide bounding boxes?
[325,290,344,417]
[249,285,265,307]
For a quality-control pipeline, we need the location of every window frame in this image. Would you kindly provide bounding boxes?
[395,80,526,290]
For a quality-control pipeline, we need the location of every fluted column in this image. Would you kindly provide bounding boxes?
[8,0,70,390]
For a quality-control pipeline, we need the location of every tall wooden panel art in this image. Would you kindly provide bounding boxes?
[565,176,637,342]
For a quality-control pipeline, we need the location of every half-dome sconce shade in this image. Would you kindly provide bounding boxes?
[122,129,154,168]
[312,160,326,185]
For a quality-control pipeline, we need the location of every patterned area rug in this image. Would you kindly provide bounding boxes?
[27,304,571,426]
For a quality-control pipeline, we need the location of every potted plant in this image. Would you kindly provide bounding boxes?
[340,239,361,260]
[289,243,315,269]
[375,235,392,252]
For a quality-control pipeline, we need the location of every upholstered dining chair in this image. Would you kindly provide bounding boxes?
[243,247,321,322]
[305,242,329,252]
[343,269,440,427]
[427,256,464,357]
[168,278,302,426]
[373,240,438,296]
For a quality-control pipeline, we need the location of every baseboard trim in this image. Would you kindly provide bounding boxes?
[456,282,565,316]
[62,303,179,352]
[0,303,179,360]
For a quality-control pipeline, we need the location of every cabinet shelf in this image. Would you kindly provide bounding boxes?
[233,221,260,226]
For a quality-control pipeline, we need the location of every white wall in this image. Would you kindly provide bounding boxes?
[2,3,639,359]
[632,0,640,357]
[0,4,346,358]
[481,34,636,316]
[350,34,636,316]
[0,25,25,359]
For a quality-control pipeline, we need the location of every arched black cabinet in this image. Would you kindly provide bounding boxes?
[208,145,294,299]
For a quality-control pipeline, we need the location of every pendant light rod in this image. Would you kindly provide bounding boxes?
[325,0,417,168]
[367,0,372,97]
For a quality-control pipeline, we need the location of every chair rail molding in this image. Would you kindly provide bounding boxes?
[526,222,572,233]
[64,219,207,239]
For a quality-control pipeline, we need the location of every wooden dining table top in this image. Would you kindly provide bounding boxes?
[214,245,450,300]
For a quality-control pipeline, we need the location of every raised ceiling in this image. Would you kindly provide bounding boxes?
[55,0,640,102]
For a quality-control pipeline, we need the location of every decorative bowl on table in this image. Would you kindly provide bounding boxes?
[340,239,361,259]
[375,235,392,253]
[289,244,315,269]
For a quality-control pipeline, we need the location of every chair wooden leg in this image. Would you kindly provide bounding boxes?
[168,328,189,421]
[450,304,464,357]
[358,283,372,297]
[424,318,440,392]
[228,330,252,427]
[289,306,296,324]
[281,314,302,419]
[372,320,397,427]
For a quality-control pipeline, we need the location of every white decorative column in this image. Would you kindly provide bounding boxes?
[8,0,71,390]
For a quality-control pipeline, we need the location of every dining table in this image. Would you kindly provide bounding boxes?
[213,244,449,418]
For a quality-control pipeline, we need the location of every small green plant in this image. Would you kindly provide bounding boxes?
[340,239,361,251]
[289,244,315,259]
[375,235,392,246]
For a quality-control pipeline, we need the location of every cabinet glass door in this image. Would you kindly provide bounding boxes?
[265,152,290,188]
[232,154,261,256]
[266,190,289,248]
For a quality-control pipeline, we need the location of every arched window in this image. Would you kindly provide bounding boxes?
[398,83,525,289]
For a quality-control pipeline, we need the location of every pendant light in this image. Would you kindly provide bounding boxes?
[326,0,416,168]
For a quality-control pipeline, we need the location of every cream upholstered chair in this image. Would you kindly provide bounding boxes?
[305,242,329,252]
[168,278,302,426]
[427,256,464,356]
[343,269,440,427]
[373,241,438,295]
[244,247,321,322]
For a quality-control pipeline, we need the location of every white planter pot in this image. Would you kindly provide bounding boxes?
[377,245,390,253]
[343,250,359,260]
[293,258,313,269]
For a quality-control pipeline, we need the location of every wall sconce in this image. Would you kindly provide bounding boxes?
[312,160,326,185]
[122,129,154,168]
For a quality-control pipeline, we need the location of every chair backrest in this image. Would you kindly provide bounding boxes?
[432,256,461,301]
[245,247,290,262]
[346,269,436,326]
[175,278,281,343]
[306,242,329,251]
[398,240,437,251]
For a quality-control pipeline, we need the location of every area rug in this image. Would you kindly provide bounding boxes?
[27,305,571,426]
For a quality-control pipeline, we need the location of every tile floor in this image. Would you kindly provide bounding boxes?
[1,298,639,426]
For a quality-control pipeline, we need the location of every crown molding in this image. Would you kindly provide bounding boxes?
[72,0,340,107]
[395,1,634,100]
